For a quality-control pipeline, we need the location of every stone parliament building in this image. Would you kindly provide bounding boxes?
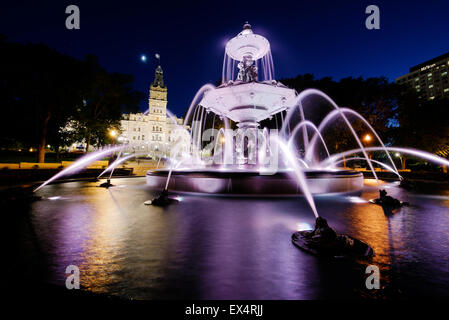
[119,65,190,158]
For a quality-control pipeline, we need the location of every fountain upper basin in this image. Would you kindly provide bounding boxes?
[225,22,270,61]
[146,169,363,196]
[199,81,296,124]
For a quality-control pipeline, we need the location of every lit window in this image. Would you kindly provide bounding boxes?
[443,72,448,76]
[428,73,432,77]
[444,88,449,92]
[429,96,435,100]
[429,84,434,88]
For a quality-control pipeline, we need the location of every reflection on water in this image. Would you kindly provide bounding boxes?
[27,178,449,299]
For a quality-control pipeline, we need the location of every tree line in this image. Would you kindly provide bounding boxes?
[0,35,143,162]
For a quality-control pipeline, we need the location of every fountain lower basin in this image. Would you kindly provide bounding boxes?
[146,169,363,196]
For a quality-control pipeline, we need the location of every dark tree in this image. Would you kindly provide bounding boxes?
[0,38,143,161]
[73,55,143,151]
[394,88,449,157]
[0,39,83,161]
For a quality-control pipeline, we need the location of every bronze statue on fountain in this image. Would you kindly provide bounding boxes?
[292,217,374,260]
[145,188,179,207]
[370,189,409,209]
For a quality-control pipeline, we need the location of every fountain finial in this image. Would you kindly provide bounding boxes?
[240,22,253,36]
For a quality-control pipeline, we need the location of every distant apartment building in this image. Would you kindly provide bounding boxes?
[119,65,190,158]
[396,52,449,100]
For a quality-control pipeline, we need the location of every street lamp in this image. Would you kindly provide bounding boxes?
[363,134,373,163]
[395,152,405,170]
[109,129,117,138]
[363,134,372,143]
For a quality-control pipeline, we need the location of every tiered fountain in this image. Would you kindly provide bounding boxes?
[34,22,449,214]
[26,22,449,294]
[146,22,365,198]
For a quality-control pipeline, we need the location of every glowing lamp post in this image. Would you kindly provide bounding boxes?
[108,129,118,146]
[109,129,117,138]
[363,134,372,143]
[363,134,373,163]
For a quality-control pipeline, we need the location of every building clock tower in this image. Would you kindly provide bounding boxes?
[148,65,168,145]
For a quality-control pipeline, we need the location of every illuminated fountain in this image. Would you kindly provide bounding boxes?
[146,22,366,203]
[24,23,449,292]
[34,22,449,215]
[143,22,449,218]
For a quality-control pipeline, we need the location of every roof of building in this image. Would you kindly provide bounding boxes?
[409,52,449,72]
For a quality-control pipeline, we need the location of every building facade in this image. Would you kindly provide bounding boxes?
[396,52,449,100]
[119,65,190,158]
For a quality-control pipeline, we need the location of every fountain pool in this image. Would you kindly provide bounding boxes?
[15,177,449,299]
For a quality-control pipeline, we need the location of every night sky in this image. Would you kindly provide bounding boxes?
[1,0,448,116]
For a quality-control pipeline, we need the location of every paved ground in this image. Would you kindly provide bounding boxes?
[119,160,167,176]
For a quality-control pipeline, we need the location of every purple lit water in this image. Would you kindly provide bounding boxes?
[23,178,449,299]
